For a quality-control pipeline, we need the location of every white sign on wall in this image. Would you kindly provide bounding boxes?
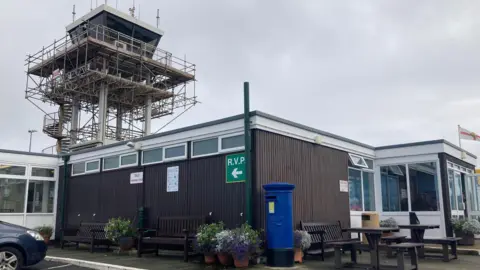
[167,166,179,192]
[339,180,349,192]
[130,172,143,184]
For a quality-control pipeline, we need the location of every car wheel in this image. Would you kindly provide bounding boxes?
[0,247,24,270]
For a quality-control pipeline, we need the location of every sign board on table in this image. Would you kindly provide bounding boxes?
[167,166,179,192]
[339,180,349,192]
[130,172,143,184]
[226,153,246,183]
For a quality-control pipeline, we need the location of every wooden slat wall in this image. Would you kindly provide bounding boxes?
[253,129,350,230]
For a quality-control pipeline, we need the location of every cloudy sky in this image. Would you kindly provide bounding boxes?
[1,0,480,159]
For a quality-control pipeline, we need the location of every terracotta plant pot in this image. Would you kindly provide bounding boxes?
[41,235,51,245]
[233,255,249,268]
[217,253,232,266]
[294,248,303,263]
[204,254,216,264]
[118,236,135,251]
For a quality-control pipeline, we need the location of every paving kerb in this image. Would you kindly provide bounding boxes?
[45,256,147,270]
[424,247,480,256]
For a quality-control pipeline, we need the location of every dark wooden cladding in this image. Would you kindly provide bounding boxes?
[66,167,143,226]
[60,155,245,230]
[253,130,350,231]
[438,153,475,237]
[144,156,245,228]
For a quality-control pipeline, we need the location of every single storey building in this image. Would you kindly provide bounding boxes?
[0,111,478,240]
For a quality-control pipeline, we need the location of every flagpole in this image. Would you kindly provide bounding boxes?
[458,125,462,148]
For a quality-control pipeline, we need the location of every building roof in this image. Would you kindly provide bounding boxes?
[0,148,58,158]
[66,4,164,36]
[376,139,477,159]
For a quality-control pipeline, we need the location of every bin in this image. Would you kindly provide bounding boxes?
[361,212,379,244]
[263,183,295,267]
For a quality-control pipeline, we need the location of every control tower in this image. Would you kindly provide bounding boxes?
[25,4,196,153]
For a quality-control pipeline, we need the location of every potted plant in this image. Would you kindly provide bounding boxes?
[379,217,398,237]
[215,229,234,266]
[196,222,224,264]
[452,218,480,246]
[229,223,261,268]
[105,217,135,251]
[34,225,53,244]
[294,230,312,263]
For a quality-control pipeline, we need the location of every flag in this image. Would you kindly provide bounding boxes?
[459,126,480,141]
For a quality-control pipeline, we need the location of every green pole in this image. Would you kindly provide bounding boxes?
[60,154,70,230]
[244,82,252,226]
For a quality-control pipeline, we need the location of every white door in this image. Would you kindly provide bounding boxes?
[466,174,480,219]
[449,170,465,218]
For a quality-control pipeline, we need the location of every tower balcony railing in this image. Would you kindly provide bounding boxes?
[26,24,195,76]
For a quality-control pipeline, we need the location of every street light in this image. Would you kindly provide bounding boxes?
[28,129,37,152]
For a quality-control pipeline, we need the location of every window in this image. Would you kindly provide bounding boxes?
[26,180,55,213]
[120,154,137,166]
[192,138,219,157]
[349,169,362,211]
[104,156,120,170]
[143,148,163,164]
[72,162,86,175]
[348,154,368,168]
[0,178,27,213]
[221,134,245,150]
[363,171,375,211]
[409,162,439,211]
[164,145,186,160]
[0,165,26,176]
[381,165,408,212]
[31,167,54,178]
[86,160,100,172]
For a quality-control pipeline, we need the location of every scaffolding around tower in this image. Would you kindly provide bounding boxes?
[25,4,196,153]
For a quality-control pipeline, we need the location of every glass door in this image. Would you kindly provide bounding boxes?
[466,174,480,220]
[449,170,465,218]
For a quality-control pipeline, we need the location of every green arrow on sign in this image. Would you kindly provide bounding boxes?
[226,153,246,183]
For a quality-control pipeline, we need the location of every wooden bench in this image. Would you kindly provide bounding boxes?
[422,237,461,262]
[389,243,424,270]
[60,222,112,253]
[300,221,361,261]
[382,235,407,258]
[137,215,210,262]
[333,240,362,269]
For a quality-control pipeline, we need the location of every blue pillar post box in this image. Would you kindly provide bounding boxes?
[263,183,295,267]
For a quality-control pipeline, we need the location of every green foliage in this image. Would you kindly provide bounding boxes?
[105,217,135,243]
[196,222,225,254]
[35,225,53,236]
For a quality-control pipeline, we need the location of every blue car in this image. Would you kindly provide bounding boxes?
[0,221,48,270]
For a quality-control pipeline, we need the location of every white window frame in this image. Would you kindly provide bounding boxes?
[0,163,27,179]
[219,133,245,153]
[380,160,440,213]
[348,165,375,212]
[348,153,368,169]
[71,159,100,176]
[163,143,187,162]
[141,147,164,165]
[191,137,220,158]
[85,160,101,173]
[102,155,121,172]
[119,153,138,168]
[30,167,55,180]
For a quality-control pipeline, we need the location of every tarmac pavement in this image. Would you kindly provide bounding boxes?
[27,260,91,270]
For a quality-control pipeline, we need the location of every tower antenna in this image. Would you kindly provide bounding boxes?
[72,5,76,22]
[129,1,136,17]
[138,4,141,20]
[90,0,93,10]
[156,9,160,28]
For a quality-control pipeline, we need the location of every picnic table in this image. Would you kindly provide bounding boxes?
[398,224,439,258]
[342,227,400,269]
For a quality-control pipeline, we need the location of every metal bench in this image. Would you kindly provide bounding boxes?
[300,221,361,261]
[137,215,211,262]
[389,243,424,270]
[422,237,461,262]
[60,222,112,253]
